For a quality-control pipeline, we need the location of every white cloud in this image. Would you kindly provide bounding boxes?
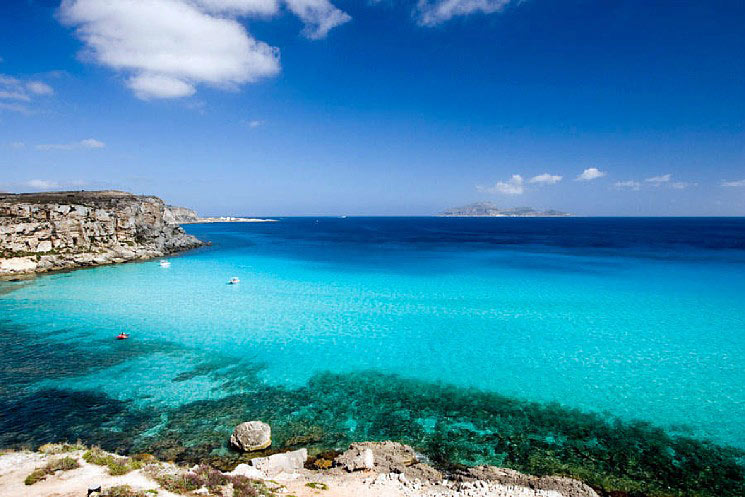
[576,167,606,181]
[26,179,60,190]
[7,142,25,149]
[416,0,511,26]
[128,74,197,99]
[614,180,641,191]
[60,0,281,100]
[0,74,53,110]
[0,90,31,101]
[193,0,280,16]
[284,0,351,39]
[528,173,562,185]
[26,81,54,95]
[36,138,106,151]
[722,179,745,187]
[0,102,30,114]
[247,119,264,128]
[59,0,349,99]
[670,182,696,189]
[645,174,671,185]
[478,174,524,195]
[80,138,106,148]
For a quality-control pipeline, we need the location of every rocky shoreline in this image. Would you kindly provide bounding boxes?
[0,191,203,276]
[0,441,600,497]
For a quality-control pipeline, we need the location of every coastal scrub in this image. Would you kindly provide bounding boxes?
[83,447,145,475]
[24,456,80,485]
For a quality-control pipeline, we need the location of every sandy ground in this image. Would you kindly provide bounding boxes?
[0,450,181,497]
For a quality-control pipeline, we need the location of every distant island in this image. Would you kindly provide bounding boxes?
[441,202,571,217]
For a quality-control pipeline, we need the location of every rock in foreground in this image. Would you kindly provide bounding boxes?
[0,190,203,276]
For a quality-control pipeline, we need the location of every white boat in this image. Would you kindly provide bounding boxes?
[159,260,171,268]
[228,277,240,284]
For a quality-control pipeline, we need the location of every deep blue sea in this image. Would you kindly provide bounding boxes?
[1,217,744,492]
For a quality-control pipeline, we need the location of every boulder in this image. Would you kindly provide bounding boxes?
[230,421,272,451]
[249,449,308,476]
[334,441,442,481]
[230,463,265,479]
[335,446,375,472]
[454,466,600,497]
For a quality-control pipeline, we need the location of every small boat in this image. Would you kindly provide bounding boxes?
[159,260,171,268]
[228,277,240,285]
[116,333,129,340]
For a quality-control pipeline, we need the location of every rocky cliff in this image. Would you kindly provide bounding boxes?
[0,190,203,276]
[167,205,200,224]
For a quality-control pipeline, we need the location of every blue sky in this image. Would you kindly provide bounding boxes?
[1,0,743,216]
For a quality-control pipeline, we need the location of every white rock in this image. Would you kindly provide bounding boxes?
[230,464,265,479]
[249,449,308,476]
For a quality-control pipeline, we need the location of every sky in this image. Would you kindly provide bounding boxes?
[0,0,743,216]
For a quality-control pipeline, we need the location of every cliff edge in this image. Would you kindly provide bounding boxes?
[0,190,203,276]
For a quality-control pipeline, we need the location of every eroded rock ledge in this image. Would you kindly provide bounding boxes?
[0,442,600,497]
[0,190,203,276]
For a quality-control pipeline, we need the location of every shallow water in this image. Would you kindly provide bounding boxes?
[1,217,744,494]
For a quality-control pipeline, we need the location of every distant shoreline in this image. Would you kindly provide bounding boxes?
[181,217,278,224]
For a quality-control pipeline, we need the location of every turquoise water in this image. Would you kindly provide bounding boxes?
[1,217,744,494]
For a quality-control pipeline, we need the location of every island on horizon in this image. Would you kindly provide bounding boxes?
[441,202,572,217]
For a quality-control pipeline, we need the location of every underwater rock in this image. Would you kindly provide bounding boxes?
[248,449,308,476]
[455,466,599,497]
[229,421,272,452]
[335,445,375,471]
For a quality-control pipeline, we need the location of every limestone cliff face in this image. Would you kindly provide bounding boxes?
[0,190,203,275]
[167,205,200,224]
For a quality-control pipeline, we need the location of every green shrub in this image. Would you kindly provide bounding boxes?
[83,447,144,475]
[24,469,47,485]
[100,485,148,497]
[38,442,87,454]
[24,456,81,485]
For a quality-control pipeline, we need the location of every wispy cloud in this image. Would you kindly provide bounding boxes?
[614,180,641,191]
[670,181,696,190]
[0,102,31,114]
[576,167,606,181]
[36,138,106,151]
[26,81,54,95]
[247,119,264,128]
[59,0,349,100]
[0,74,54,113]
[478,174,524,195]
[721,179,745,187]
[0,90,30,101]
[26,179,61,190]
[528,173,562,185]
[645,174,671,185]
[285,0,351,39]
[416,0,512,26]
[6,141,25,149]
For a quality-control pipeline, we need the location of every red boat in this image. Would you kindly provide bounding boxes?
[116,333,129,340]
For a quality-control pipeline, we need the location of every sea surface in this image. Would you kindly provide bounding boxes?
[1,217,744,493]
